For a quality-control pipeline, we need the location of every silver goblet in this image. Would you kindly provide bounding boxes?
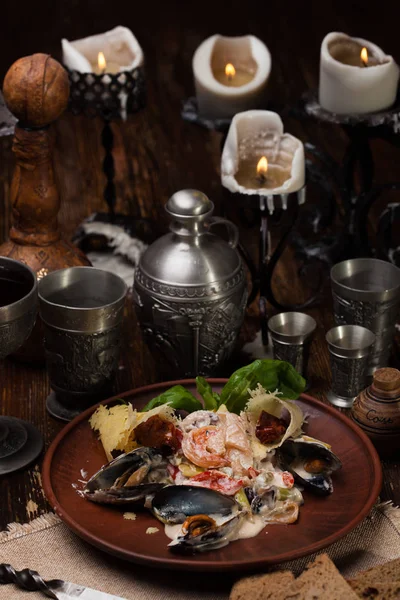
[38,267,127,421]
[0,257,43,475]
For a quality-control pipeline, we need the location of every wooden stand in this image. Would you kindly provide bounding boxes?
[0,53,90,363]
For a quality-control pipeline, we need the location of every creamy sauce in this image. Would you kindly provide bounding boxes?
[234,514,266,540]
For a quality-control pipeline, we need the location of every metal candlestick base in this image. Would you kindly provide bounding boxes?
[290,89,400,264]
[181,97,282,133]
[46,391,106,422]
[0,417,43,475]
[65,65,146,218]
[326,391,356,409]
[181,97,232,132]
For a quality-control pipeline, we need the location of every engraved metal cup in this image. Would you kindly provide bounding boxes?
[267,312,316,378]
[0,257,37,358]
[38,267,127,421]
[0,258,43,475]
[331,258,400,375]
[326,325,376,408]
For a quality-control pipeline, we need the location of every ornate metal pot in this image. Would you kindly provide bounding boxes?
[133,190,247,376]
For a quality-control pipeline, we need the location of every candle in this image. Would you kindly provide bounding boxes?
[91,51,120,75]
[62,26,144,120]
[221,110,305,200]
[193,34,271,120]
[319,32,399,114]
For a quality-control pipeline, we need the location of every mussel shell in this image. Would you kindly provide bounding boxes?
[169,513,243,554]
[275,438,342,496]
[84,447,164,495]
[84,483,165,505]
[251,487,277,514]
[151,485,239,524]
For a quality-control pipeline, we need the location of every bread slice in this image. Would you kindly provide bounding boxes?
[229,571,295,600]
[348,579,400,599]
[284,554,359,599]
[348,558,400,586]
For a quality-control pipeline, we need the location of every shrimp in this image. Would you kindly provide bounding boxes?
[223,412,253,476]
[181,425,229,468]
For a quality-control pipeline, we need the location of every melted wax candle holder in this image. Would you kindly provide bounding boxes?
[62,27,146,225]
[182,34,271,131]
[290,32,400,266]
[221,110,312,345]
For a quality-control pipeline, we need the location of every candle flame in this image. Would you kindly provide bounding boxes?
[257,156,268,176]
[361,47,368,66]
[225,63,236,79]
[98,51,107,72]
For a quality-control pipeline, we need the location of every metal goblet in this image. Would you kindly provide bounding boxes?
[38,267,127,421]
[0,257,43,475]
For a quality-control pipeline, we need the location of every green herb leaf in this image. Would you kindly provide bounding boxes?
[142,385,203,413]
[219,359,306,414]
[195,377,220,411]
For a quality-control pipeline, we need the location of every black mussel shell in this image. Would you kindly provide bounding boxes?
[151,485,239,524]
[84,447,164,495]
[275,438,342,496]
[169,513,243,554]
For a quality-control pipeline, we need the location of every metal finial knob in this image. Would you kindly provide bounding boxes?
[166,189,213,217]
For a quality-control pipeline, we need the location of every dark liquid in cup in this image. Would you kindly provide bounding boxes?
[0,277,32,307]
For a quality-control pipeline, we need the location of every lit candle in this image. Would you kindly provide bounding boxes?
[92,51,120,75]
[319,32,399,114]
[62,27,144,120]
[221,110,305,200]
[193,34,271,120]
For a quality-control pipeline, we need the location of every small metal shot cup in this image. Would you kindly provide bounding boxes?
[326,325,375,408]
[331,258,400,375]
[38,267,127,421]
[267,312,316,378]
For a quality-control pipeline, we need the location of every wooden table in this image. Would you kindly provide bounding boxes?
[1,0,399,530]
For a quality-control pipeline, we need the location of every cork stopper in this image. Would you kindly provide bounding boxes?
[3,53,69,127]
[372,367,400,392]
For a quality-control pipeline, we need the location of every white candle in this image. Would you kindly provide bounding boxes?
[221,110,305,201]
[193,34,271,120]
[319,32,399,114]
[62,26,144,120]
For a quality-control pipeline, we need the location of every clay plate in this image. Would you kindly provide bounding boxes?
[42,379,382,572]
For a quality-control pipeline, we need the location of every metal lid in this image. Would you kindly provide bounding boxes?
[166,189,213,217]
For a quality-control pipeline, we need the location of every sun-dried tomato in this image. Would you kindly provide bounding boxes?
[255,411,287,445]
[134,415,181,452]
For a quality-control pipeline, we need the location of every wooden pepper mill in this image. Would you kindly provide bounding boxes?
[0,53,90,362]
[351,367,400,457]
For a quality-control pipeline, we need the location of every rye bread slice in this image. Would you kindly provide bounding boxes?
[284,554,359,599]
[348,579,400,598]
[348,558,400,586]
[229,571,295,600]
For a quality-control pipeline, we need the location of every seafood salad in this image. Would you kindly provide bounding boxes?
[83,360,342,554]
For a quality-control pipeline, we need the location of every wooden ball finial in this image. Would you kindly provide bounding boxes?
[3,53,70,127]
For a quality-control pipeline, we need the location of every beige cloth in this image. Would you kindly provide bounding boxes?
[1,503,400,599]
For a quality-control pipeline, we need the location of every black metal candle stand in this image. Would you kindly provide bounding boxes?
[290,90,400,266]
[65,66,146,226]
[181,96,283,133]
[221,179,337,345]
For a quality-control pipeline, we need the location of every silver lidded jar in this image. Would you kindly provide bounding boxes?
[133,190,247,377]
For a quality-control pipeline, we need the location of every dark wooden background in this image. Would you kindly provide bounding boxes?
[1,0,400,528]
